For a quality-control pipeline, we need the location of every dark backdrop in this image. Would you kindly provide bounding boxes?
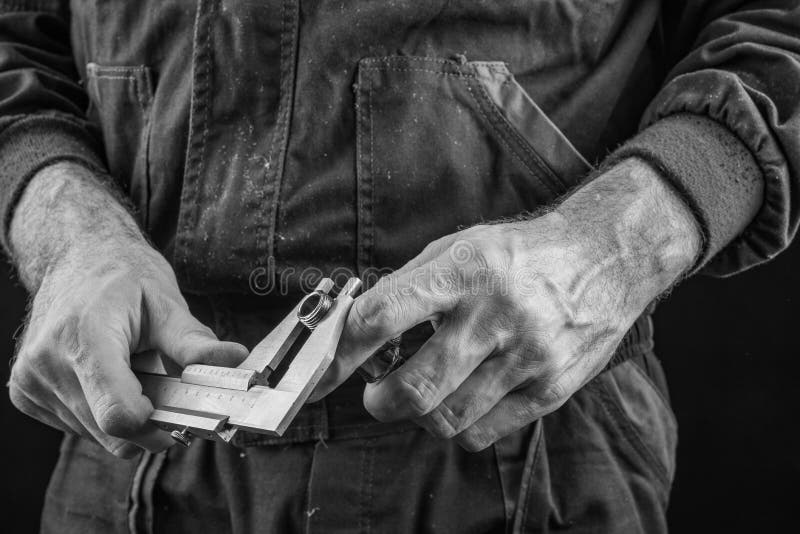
[1,241,798,532]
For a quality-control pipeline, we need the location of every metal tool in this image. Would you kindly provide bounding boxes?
[132,277,363,446]
[357,336,404,383]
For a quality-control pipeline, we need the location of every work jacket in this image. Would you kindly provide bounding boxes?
[1,1,799,354]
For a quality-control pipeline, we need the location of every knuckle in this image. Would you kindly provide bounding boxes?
[420,238,444,258]
[450,239,510,291]
[37,313,81,355]
[351,292,402,338]
[426,401,467,439]
[65,345,92,369]
[8,382,33,414]
[394,370,439,417]
[519,382,563,419]
[94,397,148,438]
[8,360,45,401]
[49,313,88,366]
[541,380,570,408]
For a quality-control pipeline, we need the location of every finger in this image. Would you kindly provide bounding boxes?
[9,384,74,435]
[24,387,140,458]
[40,366,143,456]
[68,316,174,453]
[454,371,581,452]
[362,319,495,422]
[144,292,249,368]
[53,383,151,458]
[414,355,524,439]
[312,264,455,399]
[11,352,144,456]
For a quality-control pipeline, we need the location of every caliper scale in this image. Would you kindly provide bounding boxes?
[132,277,362,446]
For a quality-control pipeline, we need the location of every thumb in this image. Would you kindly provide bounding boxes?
[145,295,248,368]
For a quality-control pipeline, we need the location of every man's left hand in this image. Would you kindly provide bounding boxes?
[312,158,701,451]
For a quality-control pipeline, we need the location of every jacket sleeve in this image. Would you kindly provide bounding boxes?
[0,0,107,257]
[610,0,800,276]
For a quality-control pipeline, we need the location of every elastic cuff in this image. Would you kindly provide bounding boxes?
[0,115,107,257]
[608,113,763,272]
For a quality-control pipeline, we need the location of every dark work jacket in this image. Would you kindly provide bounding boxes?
[0,2,799,304]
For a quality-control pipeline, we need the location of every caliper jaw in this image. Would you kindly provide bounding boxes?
[133,277,362,446]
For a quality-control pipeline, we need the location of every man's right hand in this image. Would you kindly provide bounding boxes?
[6,163,248,458]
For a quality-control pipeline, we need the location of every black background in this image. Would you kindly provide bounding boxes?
[1,240,798,533]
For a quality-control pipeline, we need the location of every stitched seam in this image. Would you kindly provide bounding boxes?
[90,75,135,81]
[462,78,558,196]
[471,78,565,191]
[361,57,456,65]
[355,69,374,276]
[592,379,671,486]
[627,359,674,418]
[361,66,477,77]
[136,75,153,229]
[303,440,321,534]
[236,423,418,447]
[516,422,543,533]
[355,73,364,274]
[133,77,146,114]
[491,444,511,534]
[90,67,147,73]
[263,0,299,270]
[177,0,215,285]
[258,0,286,268]
[367,74,375,270]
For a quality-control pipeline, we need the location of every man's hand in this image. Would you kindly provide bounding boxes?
[313,158,701,451]
[7,163,247,457]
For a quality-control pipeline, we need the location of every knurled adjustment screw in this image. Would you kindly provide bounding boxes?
[297,290,334,330]
[170,427,192,448]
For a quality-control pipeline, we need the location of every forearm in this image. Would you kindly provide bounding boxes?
[9,162,146,291]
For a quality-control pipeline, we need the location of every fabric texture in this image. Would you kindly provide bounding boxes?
[0,1,799,288]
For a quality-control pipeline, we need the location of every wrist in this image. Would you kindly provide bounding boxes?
[10,161,150,290]
[553,158,701,308]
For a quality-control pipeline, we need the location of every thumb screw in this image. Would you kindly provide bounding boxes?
[170,428,192,447]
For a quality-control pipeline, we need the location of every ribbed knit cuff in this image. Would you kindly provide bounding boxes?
[0,115,107,258]
[608,113,763,272]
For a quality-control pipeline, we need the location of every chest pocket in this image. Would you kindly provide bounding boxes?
[354,56,593,273]
[85,63,154,227]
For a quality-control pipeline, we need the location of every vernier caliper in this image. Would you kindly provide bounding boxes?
[132,277,404,447]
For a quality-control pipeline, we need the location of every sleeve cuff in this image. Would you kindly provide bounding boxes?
[0,114,107,258]
[608,113,763,273]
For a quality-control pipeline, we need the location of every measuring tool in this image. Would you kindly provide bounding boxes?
[132,277,384,447]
